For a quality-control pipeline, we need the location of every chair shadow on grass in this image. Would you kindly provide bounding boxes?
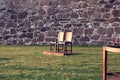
[0,58,10,61]
[108,72,120,77]
[65,52,80,56]
[107,72,120,80]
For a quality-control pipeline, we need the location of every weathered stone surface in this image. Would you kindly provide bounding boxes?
[38,21,44,27]
[51,1,59,8]
[64,24,71,28]
[0,0,120,45]
[41,27,49,32]
[25,39,31,45]
[109,18,120,22]
[106,28,113,35]
[7,9,17,14]
[111,10,120,17]
[0,21,5,27]
[73,38,80,45]
[97,27,107,34]
[114,27,120,34]
[80,36,90,42]
[26,33,33,39]
[7,21,17,27]
[94,19,107,22]
[47,31,56,37]
[91,41,105,46]
[11,29,16,34]
[38,33,44,42]
[19,34,26,38]
[45,37,55,42]
[112,22,120,26]
[4,35,11,40]
[42,0,51,5]
[104,4,113,8]
[73,28,83,36]
[60,0,70,5]
[3,30,9,35]
[18,39,24,45]
[10,15,17,19]
[18,11,28,19]
[0,34,3,40]
[28,28,34,32]
[24,21,31,28]
[91,35,99,40]
[85,28,93,35]
[12,40,17,45]
[103,13,110,19]
[47,8,55,15]
[31,39,37,45]
[39,9,46,15]
[71,12,79,18]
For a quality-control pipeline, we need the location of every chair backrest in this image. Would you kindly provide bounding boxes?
[65,32,73,42]
[58,32,64,42]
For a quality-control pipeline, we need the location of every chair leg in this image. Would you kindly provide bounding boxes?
[71,43,72,53]
[55,43,57,52]
[50,44,52,51]
[63,43,67,54]
[50,43,57,52]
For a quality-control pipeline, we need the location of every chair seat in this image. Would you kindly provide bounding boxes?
[50,42,56,44]
[58,41,64,44]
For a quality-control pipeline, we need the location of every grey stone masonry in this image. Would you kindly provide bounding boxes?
[0,0,120,45]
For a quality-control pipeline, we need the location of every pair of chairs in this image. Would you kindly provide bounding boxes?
[50,32,73,54]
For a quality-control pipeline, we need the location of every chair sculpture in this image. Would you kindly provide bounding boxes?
[57,32,73,54]
[49,32,64,52]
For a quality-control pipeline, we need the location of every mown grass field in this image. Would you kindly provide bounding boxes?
[0,46,120,80]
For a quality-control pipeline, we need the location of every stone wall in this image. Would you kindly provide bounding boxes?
[0,0,120,45]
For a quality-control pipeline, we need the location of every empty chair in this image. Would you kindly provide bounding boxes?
[49,32,64,52]
[58,32,73,54]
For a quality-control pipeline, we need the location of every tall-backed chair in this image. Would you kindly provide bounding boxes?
[58,32,73,54]
[49,32,64,52]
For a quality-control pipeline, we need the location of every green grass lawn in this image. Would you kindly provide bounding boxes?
[0,46,120,80]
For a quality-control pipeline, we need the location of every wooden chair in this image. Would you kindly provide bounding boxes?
[49,32,64,52]
[57,32,73,54]
[103,46,120,80]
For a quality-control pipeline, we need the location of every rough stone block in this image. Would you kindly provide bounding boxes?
[80,36,90,42]
[11,29,16,34]
[18,11,28,19]
[73,28,83,36]
[98,27,107,34]
[47,8,55,15]
[38,33,44,42]
[47,31,56,37]
[111,10,120,17]
[71,12,79,18]
[115,27,120,34]
[85,28,93,34]
[60,0,70,5]
[91,35,99,40]
[26,33,33,39]
[39,9,46,15]
[7,21,17,27]
[0,21,5,27]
